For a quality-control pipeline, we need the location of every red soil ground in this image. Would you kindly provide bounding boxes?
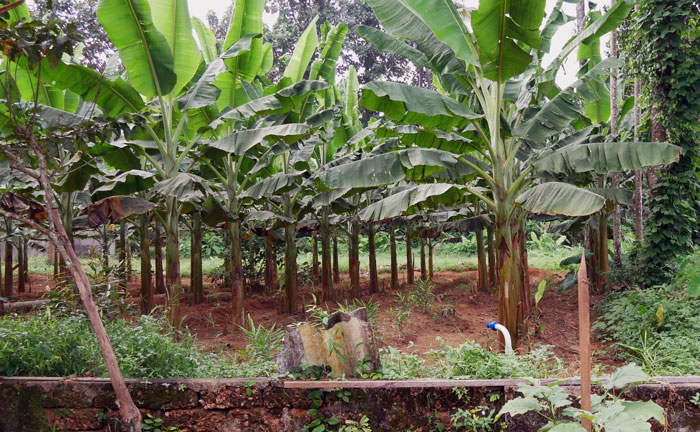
[11,267,616,374]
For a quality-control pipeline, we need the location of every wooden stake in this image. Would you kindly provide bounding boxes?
[578,251,592,431]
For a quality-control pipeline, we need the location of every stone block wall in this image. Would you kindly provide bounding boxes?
[0,377,699,431]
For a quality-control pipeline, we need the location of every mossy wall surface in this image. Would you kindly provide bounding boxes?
[0,377,698,431]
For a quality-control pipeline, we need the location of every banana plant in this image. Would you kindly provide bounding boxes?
[359,0,681,347]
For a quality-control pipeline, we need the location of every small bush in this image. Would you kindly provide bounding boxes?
[0,312,275,378]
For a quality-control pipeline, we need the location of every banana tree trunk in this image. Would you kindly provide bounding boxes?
[191,212,203,305]
[154,222,165,295]
[420,235,427,281]
[17,237,25,294]
[119,220,127,286]
[264,231,278,292]
[405,222,414,286]
[100,225,109,274]
[22,237,28,293]
[139,213,153,314]
[477,227,488,292]
[332,230,340,283]
[312,232,319,286]
[368,222,378,294]
[164,198,182,328]
[487,224,496,290]
[321,211,333,301]
[598,212,609,291]
[390,227,398,290]
[428,238,434,281]
[495,214,525,351]
[610,26,622,269]
[519,222,531,317]
[4,231,12,298]
[349,221,360,299]
[229,215,244,326]
[283,195,298,314]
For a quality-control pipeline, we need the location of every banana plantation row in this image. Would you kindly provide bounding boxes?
[0,0,690,427]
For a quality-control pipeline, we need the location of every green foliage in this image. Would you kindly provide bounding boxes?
[409,279,434,314]
[527,231,568,253]
[142,414,182,432]
[337,297,380,323]
[239,314,284,361]
[390,292,412,338]
[0,311,250,378]
[623,0,700,285]
[594,259,700,374]
[497,365,664,431]
[375,338,564,380]
[451,406,496,432]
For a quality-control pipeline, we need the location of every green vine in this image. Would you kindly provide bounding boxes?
[623,0,700,284]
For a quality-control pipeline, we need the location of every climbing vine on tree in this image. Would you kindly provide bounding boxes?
[624,0,700,284]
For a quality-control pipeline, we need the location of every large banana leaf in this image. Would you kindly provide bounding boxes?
[318,148,458,190]
[360,183,463,221]
[179,59,228,110]
[361,81,481,131]
[82,196,156,228]
[243,173,299,200]
[92,170,156,200]
[514,58,620,144]
[534,142,681,174]
[357,25,430,69]
[97,0,176,98]
[150,0,201,96]
[154,172,211,201]
[192,17,218,63]
[221,80,328,121]
[403,0,477,67]
[222,0,264,82]
[309,23,348,84]
[39,60,145,115]
[364,0,464,75]
[207,124,310,156]
[471,0,546,82]
[283,16,319,82]
[517,182,604,216]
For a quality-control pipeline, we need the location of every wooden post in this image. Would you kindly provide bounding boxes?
[578,251,592,432]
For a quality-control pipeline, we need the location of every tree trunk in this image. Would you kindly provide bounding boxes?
[648,102,664,194]
[390,227,399,290]
[191,212,203,305]
[332,230,340,283]
[22,237,28,292]
[368,223,378,294]
[18,237,25,294]
[428,238,434,281]
[139,213,153,314]
[264,231,278,292]
[349,222,360,299]
[633,78,644,241]
[576,0,585,34]
[476,227,488,292]
[496,219,524,351]
[119,220,127,286]
[312,231,319,286]
[519,222,532,318]
[229,219,244,326]
[419,235,427,281]
[164,198,182,328]
[154,222,165,295]
[320,211,333,301]
[598,212,609,291]
[487,224,496,290]
[610,25,622,269]
[4,235,12,298]
[283,195,297,314]
[31,139,142,429]
[405,222,414,286]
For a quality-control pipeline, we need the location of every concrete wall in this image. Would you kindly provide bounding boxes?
[0,377,698,431]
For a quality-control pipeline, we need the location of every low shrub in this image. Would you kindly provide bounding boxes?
[0,311,275,378]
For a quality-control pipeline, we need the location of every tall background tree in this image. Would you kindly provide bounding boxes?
[29,0,115,69]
